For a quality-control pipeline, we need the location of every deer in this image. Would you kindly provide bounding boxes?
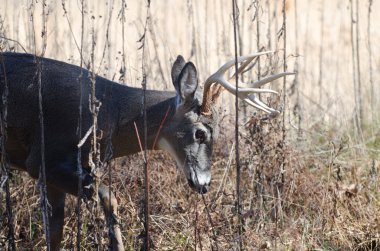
[0,51,292,251]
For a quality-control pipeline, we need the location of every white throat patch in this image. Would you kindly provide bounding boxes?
[157,137,182,167]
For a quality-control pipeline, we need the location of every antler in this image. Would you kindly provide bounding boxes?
[200,51,295,117]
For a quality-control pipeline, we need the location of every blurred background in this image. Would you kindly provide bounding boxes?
[1,0,379,131]
[1,0,379,250]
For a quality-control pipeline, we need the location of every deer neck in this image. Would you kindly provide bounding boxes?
[111,84,176,158]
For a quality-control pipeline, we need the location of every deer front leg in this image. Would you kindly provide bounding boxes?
[26,142,124,251]
[42,166,125,251]
[98,184,125,251]
[47,185,66,251]
[43,166,125,251]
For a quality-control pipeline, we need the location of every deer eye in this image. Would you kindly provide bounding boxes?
[195,129,206,143]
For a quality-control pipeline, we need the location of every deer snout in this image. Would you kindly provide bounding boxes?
[188,177,211,194]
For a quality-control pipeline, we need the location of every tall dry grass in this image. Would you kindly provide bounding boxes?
[1,0,380,250]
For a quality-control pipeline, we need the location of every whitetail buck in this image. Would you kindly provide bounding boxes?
[0,52,292,250]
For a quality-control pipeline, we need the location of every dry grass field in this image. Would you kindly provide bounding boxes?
[1,0,380,250]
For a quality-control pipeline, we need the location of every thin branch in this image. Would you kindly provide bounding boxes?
[350,0,362,140]
[0,36,27,53]
[138,1,151,249]
[189,164,219,250]
[0,48,16,251]
[76,0,85,249]
[61,0,83,62]
[293,0,301,137]
[118,0,127,83]
[255,0,261,81]
[97,0,114,75]
[368,0,374,131]
[266,0,272,68]
[355,0,363,130]
[201,193,219,251]
[232,0,243,250]
[36,1,51,249]
[89,11,102,249]
[317,0,325,106]
[147,20,167,88]
[281,0,287,144]
[193,199,200,251]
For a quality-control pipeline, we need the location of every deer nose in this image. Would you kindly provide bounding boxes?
[200,183,210,194]
[205,180,212,191]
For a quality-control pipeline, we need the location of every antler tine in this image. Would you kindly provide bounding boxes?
[229,51,273,80]
[201,51,273,116]
[204,51,273,90]
[246,94,279,114]
[244,97,273,114]
[249,72,295,88]
[238,72,295,116]
[200,52,293,117]
[211,77,279,96]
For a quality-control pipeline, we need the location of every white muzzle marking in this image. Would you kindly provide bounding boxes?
[192,170,211,186]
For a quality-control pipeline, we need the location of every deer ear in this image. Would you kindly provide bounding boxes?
[176,62,198,105]
[171,55,186,93]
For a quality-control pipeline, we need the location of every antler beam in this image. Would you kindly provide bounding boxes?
[200,51,295,117]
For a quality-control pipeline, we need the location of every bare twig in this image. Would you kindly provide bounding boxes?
[76,0,85,249]
[0,36,27,53]
[0,48,16,251]
[232,0,243,250]
[36,1,51,249]
[150,106,171,151]
[367,0,374,132]
[273,0,289,243]
[266,0,272,67]
[213,142,235,202]
[193,199,200,250]
[293,0,301,137]
[89,11,102,249]
[138,1,151,249]
[97,0,114,75]
[61,0,83,62]
[187,0,197,58]
[367,0,375,128]
[77,125,94,148]
[118,0,127,83]
[355,0,362,130]
[148,20,167,88]
[281,0,287,152]
[255,0,261,81]
[200,193,219,251]
[204,1,209,73]
[189,164,219,250]
[317,0,325,106]
[350,0,362,139]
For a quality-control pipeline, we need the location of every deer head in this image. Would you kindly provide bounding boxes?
[158,52,293,194]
